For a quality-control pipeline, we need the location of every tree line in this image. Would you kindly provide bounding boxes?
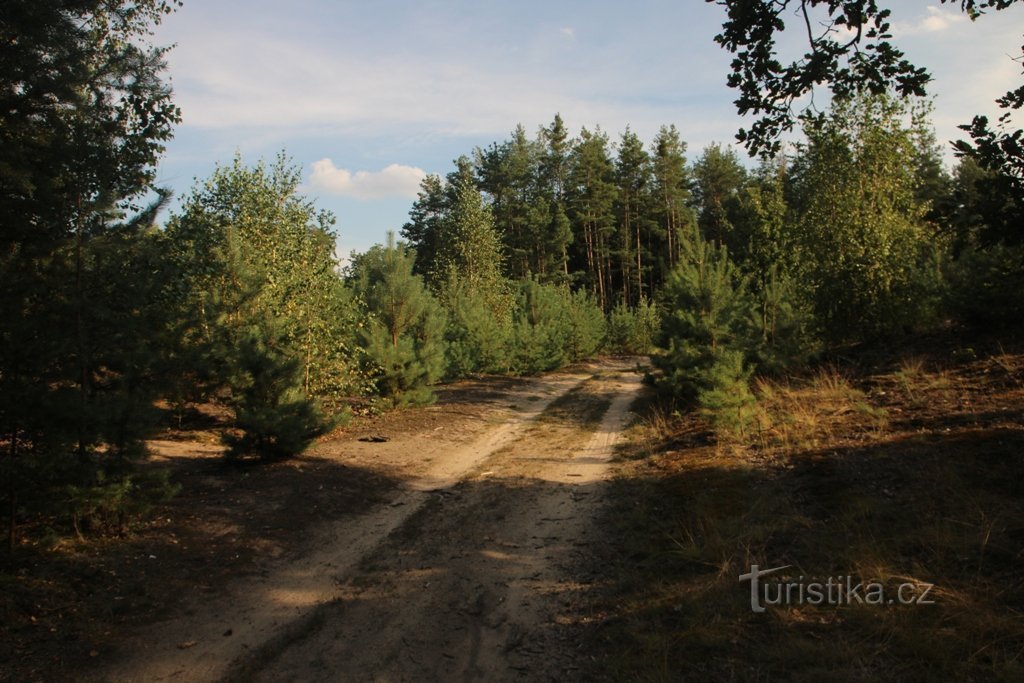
[406,96,1020,435]
[403,119,696,311]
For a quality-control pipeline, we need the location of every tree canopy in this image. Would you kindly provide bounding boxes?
[707,0,1023,182]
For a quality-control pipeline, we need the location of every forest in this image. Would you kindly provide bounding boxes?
[0,0,1019,548]
[3,0,1024,679]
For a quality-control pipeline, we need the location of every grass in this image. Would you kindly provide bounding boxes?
[590,338,1024,682]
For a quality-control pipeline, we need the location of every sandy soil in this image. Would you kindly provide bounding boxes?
[92,359,644,682]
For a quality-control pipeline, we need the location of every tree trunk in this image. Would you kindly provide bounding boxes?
[636,214,643,304]
[7,428,16,555]
[75,194,89,464]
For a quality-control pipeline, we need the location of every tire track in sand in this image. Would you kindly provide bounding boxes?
[96,369,597,683]
[243,365,645,682]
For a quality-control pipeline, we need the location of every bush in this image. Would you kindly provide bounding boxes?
[442,279,511,378]
[564,288,607,361]
[607,297,660,355]
[509,279,572,374]
[222,324,333,460]
[444,277,603,377]
[64,467,180,536]
[947,243,1024,329]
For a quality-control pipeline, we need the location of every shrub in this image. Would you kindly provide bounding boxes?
[607,297,660,355]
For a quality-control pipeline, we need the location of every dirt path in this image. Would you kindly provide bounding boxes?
[97,361,643,682]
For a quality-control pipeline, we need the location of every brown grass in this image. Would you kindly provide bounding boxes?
[591,338,1024,682]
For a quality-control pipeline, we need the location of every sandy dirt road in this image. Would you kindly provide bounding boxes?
[97,360,644,682]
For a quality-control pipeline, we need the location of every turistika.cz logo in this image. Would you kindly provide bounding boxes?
[739,564,936,613]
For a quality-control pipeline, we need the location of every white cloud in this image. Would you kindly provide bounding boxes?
[894,5,967,36]
[158,11,733,145]
[922,6,965,31]
[308,160,426,200]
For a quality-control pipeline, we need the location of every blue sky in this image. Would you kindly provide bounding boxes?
[151,1,1024,257]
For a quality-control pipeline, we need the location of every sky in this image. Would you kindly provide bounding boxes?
[150,1,1024,257]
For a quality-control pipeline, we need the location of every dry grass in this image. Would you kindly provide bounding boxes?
[752,365,888,456]
[593,341,1024,682]
[892,356,956,407]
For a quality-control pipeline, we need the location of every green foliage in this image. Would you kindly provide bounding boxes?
[948,156,1024,249]
[222,319,332,460]
[349,235,448,405]
[693,143,747,249]
[567,126,618,310]
[167,153,364,407]
[64,467,180,536]
[0,0,180,254]
[507,280,598,374]
[710,0,1021,158]
[565,289,607,362]
[696,348,758,437]
[952,38,1024,221]
[653,224,756,431]
[403,155,511,305]
[607,298,661,355]
[401,173,447,280]
[0,0,183,542]
[615,127,654,305]
[792,95,944,341]
[650,125,696,273]
[509,280,570,374]
[749,267,819,375]
[165,154,361,459]
[403,156,514,319]
[473,116,575,283]
[442,280,512,378]
[535,114,576,282]
[433,158,508,292]
[476,127,547,279]
[730,158,790,274]
[947,243,1024,328]
[442,276,604,378]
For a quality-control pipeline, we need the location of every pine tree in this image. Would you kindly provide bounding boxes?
[694,349,757,437]
[475,128,544,279]
[538,114,574,279]
[349,235,448,405]
[442,280,512,378]
[1,0,180,546]
[401,173,448,280]
[693,144,747,250]
[653,223,756,433]
[615,128,654,306]
[651,125,695,277]
[567,127,617,310]
[222,315,332,461]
